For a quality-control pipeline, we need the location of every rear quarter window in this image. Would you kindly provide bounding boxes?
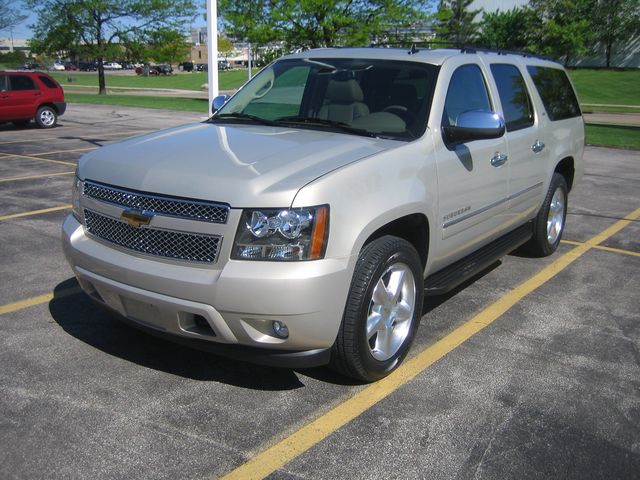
[9,75,38,91]
[39,76,59,88]
[0,75,7,91]
[527,66,581,121]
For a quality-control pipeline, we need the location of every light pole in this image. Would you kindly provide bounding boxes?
[206,0,218,116]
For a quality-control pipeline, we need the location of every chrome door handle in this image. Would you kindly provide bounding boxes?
[532,140,545,153]
[490,153,508,167]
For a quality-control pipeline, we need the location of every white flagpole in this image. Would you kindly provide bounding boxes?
[206,0,218,116]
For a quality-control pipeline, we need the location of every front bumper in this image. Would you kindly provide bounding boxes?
[62,215,352,367]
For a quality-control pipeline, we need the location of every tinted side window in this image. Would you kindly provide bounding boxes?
[10,75,37,91]
[39,76,58,88]
[0,75,7,91]
[442,64,491,127]
[490,64,534,131]
[527,66,581,121]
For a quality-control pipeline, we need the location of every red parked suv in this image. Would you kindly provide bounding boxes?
[0,71,66,128]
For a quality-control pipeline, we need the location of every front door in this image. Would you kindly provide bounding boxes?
[431,60,509,268]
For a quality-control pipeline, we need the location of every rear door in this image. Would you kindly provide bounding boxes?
[5,74,42,120]
[484,62,547,223]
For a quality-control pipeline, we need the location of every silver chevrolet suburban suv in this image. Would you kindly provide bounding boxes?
[62,48,584,381]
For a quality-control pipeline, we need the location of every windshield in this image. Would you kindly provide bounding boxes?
[212,57,439,141]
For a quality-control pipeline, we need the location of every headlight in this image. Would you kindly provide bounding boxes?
[71,173,84,223]
[232,205,329,261]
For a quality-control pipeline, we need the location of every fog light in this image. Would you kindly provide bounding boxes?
[272,320,289,339]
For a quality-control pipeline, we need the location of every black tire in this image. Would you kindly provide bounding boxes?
[12,120,30,128]
[330,235,424,382]
[35,105,58,128]
[521,173,568,257]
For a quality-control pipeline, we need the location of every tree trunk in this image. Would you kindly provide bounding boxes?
[605,42,612,68]
[97,57,106,95]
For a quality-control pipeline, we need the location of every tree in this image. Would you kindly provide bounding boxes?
[219,0,277,47]
[218,35,234,60]
[478,8,538,51]
[26,0,197,94]
[220,0,427,50]
[591,0,640,68]
[434,0,482,48]
[529,0,595,66]
[147,28,191,65]
[0,0,27,32]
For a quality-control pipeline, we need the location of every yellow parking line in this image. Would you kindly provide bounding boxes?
[0,171,74,183]
[562,239,640,258]
[30,147,97,156]
[0,205,71,221]
[0,152,76,166]
[0,287,82,316]
[219,206,640,480]
[0,129,152,146]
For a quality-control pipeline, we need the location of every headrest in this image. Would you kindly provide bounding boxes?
[325,79,364,103]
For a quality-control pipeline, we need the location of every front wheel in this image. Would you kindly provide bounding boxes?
[330,236,424,382]
[35,106,58,128]
[522,173,568,257]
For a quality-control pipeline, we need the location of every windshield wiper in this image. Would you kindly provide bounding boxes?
[274,116,378,138]
[210,113,279,126]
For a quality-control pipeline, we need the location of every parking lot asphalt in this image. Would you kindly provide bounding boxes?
[0,104,639,480]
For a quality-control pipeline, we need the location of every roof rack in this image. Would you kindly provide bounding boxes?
[460,46,551,61]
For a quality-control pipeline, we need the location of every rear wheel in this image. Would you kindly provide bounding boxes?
[35,106,57,128]
[522,173,568,257]
[330,236,424,382]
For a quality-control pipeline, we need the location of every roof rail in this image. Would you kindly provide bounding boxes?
[460,46,552,61]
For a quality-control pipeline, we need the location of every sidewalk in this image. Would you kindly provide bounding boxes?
[583,112,640,127]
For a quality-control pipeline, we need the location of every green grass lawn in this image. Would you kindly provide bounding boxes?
[585,124,640,149]
[65,93,209,113]
[52,69,259,91]
[568,69,640,107]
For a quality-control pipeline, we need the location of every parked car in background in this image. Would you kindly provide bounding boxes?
[180,62,194,72]
[21,63,43,71]
[78,61,97,72]
[64,62,78,71]
[155,64,173,75]
[135,66,160,76]
[52,62,65,71]
[120,62,135,70]
[218,60,230,70]
[195,63,208,72]
[0,71,66,128]
[103,62,122,70]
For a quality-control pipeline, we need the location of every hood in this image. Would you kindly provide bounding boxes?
[78,122,399,208]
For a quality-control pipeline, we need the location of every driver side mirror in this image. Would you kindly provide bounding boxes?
[212,95,229,112]
[442,110,505,146]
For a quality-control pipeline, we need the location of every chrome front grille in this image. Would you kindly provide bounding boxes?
[84,209,221,263]
[83,181,229,224]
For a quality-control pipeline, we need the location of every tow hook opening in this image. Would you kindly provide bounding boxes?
[178,313,217,337]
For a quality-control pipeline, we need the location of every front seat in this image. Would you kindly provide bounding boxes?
[318,79,369,124]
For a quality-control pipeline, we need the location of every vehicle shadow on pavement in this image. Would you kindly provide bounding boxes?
[48,278,307,391]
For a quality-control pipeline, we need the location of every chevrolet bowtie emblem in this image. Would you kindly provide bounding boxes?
[120,208,154,227]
